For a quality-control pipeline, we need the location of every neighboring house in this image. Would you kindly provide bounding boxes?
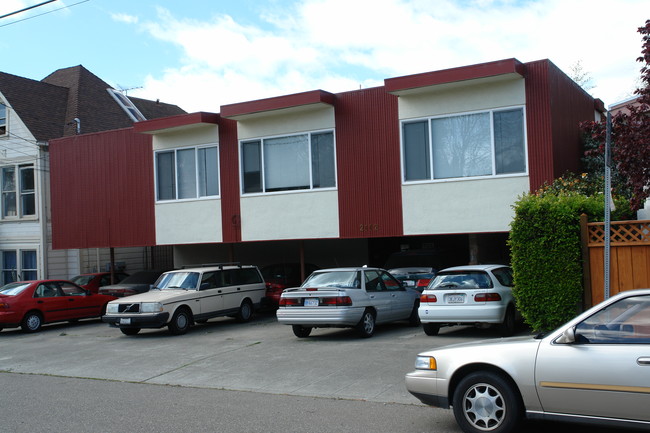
[0,65,184,284]
[49,58,604,271]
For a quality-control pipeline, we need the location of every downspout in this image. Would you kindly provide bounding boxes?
[37,140,49,278]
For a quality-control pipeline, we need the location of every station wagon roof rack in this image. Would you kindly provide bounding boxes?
[180,262,243,269]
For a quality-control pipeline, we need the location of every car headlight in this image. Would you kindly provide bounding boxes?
[140,302,163,313]
[106,303,119,314]
[415,356,437,370]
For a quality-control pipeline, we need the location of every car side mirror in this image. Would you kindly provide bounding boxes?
[556,327,576,344]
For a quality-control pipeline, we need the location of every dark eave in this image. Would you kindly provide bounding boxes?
[220,90,336,120]
[134,112,220,134]
[384,58,526,95]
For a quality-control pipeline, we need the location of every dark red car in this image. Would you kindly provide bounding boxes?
[70,272,129,294]
[262,263,319,308]
[0,280,117,333]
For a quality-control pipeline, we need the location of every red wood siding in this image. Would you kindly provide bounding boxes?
[335,87,403,238]
[218,117,242,243]
[524,60,598,191]
[50,128,156,249]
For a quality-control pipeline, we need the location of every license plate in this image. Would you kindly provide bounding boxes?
[304,298,319,307]
[447,295,464,304]
[120,318,132,325]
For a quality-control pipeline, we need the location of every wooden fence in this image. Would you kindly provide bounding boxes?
[581,216,650,308]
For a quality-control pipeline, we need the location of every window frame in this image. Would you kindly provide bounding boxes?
[106,88,147,122]
[239,129,337,196]
[0,102,7,136]
[154,144,220,203]
[1,164,36,219]
[400,106,528,184]
[1,248,38,285]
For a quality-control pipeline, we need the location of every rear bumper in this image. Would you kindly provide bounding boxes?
[102,312,170,329]
[276,306,364,327]
[418,303,506,324]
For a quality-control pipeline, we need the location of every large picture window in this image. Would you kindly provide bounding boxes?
[402,108,526,182]
[241,131,336,194]
[155,145,219,201]
[1,164,35,218]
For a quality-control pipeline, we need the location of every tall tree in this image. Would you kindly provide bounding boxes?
[582,19,650,211]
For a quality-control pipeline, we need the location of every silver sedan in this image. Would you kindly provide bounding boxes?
[277,267,420,338]
[405,288,650,433]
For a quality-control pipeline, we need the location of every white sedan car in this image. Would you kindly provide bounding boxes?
[406,288,650,433]
[418,264,517,336]
[277,266,420,338]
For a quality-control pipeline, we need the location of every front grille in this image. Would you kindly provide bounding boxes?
[118,303,140,313]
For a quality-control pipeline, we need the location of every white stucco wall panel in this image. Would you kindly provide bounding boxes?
[240,190,339,241]
[152,125,219,151]
[398,78,526,120]
[155,199,222,245]
[237,107,335,140]
[402,176,529,235]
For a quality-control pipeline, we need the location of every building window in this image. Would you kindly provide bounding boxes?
[1,250,37,284]
[106,88,146,122]
[240,130,336,194]
[1,165,35,218]
[402,107,526,182]
[0,103,6,135]
[155,145,219,201]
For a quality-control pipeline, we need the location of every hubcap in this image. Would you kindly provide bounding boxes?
[27,315,40,330]
[463,383,505,431]
[363,314,374,333]
[176,313,188,329]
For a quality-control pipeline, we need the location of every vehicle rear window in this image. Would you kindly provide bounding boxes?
[0,282,30,295]
[302,271,361,289]
[430,271,492,289]
[71,275,94,285]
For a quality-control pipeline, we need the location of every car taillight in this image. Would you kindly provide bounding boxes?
[416,279,431,289]
[420,294,437,303]
[475,292,502,302]
[0,302,10,309]
[279,298,300,306]
[320,296,352,306]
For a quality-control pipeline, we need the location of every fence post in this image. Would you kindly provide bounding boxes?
[579,213,592,310]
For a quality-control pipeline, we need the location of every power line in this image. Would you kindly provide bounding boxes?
[0,0,58,20]
[0,0,91,28]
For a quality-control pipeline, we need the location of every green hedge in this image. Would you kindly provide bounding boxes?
[508,192,629,332]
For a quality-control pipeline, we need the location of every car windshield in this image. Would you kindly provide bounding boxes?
[71,275,94,285]
[154,272,200,290]
[302,271,360,289]
[0,282,31,296]
[429,271,492,289]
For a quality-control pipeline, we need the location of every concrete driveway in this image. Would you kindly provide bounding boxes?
[0,311,530,405]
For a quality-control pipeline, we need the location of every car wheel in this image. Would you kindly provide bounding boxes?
[408,302,420,327]
[356,310,375,338]
[292,325,312,338]
[120,328,141,336]
[499,306,516,337]
[452,371,523,433]
[423,323,440,336]
[168,308,192,335]
[21,311,43,333]
[236,300,253,323]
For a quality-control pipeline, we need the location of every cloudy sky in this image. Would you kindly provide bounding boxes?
[1,0,647,113]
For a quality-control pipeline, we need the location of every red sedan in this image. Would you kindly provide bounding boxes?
[70,272,129,294]
[0,280,117,333]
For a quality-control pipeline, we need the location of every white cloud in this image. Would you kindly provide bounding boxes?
[111,12,138,24]
[131,0,649,112]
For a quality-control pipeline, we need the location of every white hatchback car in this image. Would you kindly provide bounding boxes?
[418,265,517,336]
[102,264,266,335]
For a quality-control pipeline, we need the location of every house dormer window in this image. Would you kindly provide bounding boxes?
[107,89,146,122]
[0,103,7,135]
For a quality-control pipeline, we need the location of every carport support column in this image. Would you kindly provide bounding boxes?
[468,234,478,265]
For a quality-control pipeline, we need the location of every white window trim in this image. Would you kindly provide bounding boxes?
[1,247,39,284]
[1,164,37,220]
[154,144,220,203]
[400,105,529,185]
[0,101,7,136]
[106,88,147,122]
[238,129,338,197]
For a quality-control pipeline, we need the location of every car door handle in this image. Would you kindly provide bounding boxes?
[237,287,241,291]
[37,300,44,304]
[218,290,222,293]
[68,298,75,302]
[637,357,650,365]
